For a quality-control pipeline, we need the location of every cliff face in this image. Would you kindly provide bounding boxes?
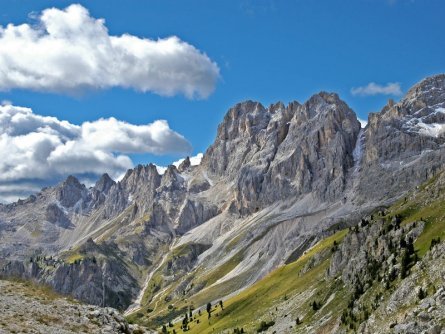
[359,74,445,202]
[0,74,444,317]
[202,93,360,215]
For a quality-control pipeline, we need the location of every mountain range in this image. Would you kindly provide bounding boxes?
[1,73,445,334]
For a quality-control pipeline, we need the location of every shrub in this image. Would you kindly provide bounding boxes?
[418,287,427,300]
[257,320,275,332]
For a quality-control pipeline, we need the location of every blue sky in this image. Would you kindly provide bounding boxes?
[0,0,444,201]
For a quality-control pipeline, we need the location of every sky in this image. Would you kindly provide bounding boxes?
[0,0,444,202]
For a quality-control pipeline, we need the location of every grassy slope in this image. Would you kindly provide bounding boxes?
[128,245,246,327]
[385,173,445,256]
[170,230,348,333]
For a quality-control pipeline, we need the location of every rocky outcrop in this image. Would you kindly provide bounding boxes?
[163,243,210,276]
[0,279,152,334]
[0,240,139,310]
[45,203,71,228]
[103,164,161,218]
[90,173,116,208]
[175,199,218,234]
[359,243,445,334]
[178,156,191,172]
[95,173,116,194]
[329,217,424,288]
[56,175,88,208]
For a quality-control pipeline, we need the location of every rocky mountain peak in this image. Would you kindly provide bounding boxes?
[94,173,115,194]
[56,175,86,208]
[366,74,445,139]
[121,164,160,192]
[100,163,162,217]
[178,157,191,172]
[306,91,351,116]
[404,73,445,107]
[223,101,267,137]
[160,165,184,189]
[268,101,285,113]
[63,175,83,187]
[359,74,445,202]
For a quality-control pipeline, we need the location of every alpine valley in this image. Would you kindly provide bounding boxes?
[1,74,445,334]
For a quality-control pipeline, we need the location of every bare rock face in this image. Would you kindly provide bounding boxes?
[259,93,360,206]
[175,199,219,234]
[1,239,139,311]
[178,156,191,172]
[45,203,71,228]
[359,74,445,202]
[56,175,87,208]
[90,173,116,208]
[95,173,116,194]
[103,164,161,218]
[202,100,273,177]
[203,93,360,214]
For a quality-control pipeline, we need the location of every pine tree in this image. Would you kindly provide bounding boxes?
[206,302,212,318]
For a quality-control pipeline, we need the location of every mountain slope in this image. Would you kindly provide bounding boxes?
[166,169,445,334]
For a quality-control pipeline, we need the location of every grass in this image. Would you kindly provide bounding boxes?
[168,229,348,333]
[198,250,244,288]
[3,278,76,302]
[30,230,42,238]
[384,174,445,257]
[66,253,84,264]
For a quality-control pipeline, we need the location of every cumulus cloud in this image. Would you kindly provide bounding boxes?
[0,104,192,203]
[351,82,402,97]
[0,4,219,98]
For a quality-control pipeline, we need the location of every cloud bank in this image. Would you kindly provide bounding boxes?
[0,4,219,98]
[0,104,192,203]
[351,82,402,97]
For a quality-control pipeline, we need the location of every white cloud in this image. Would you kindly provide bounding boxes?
[155,165,168,175]
[173,153,204,168]
[351,82,402,97]
[156,152,204,175]
[0,4,219,98]
[0,104,192,203]
[358,117,368,128]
